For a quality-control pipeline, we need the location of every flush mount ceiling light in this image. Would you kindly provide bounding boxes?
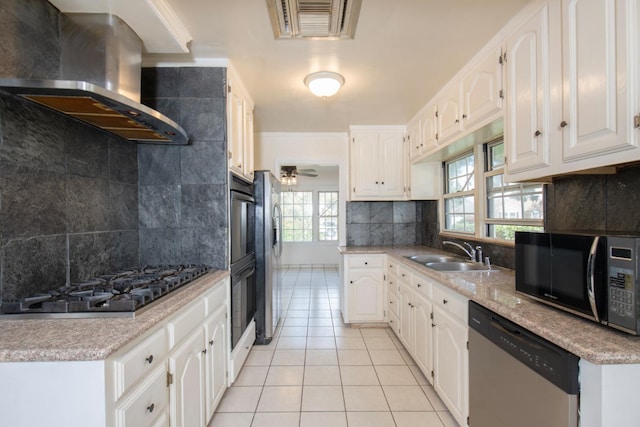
[304,71,345,98]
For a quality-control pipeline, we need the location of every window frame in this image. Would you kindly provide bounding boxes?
[280,189,339,243]
[439,138,545,245]
[442,150,477,235]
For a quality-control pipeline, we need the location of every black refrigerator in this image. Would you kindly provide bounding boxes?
[253,170,283,344]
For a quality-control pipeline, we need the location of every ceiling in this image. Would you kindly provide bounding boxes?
[53,0,533,133]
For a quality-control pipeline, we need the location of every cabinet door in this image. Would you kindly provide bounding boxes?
[351,132,381,198]
[407,117,422,161]
[204,306,228,421]
[437,83,464,144]
[412,292,433,385]
[561,0,633,161]
[505,0,561,178]
[379,132,406,197]
[243,104,255,179]
[421,104,438,152]
[347,268,384,322]
[397,285,414,351]
[433,306,469,427]
[169,327,206,427]
[227,83,245,175]
[463,46,503,130]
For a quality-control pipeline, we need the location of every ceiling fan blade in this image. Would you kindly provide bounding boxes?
[296,168,317,173]
[297,172,318,177]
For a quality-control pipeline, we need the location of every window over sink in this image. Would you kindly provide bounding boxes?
[442,139,544,242]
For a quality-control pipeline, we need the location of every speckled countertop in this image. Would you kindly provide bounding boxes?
[340,245,640,365]
[0,270,229,363]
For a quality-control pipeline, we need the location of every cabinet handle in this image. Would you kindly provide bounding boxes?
[364,262,368,265]
[534,130,542,137]
[455,119,460,124]
[145,355,154,364]
[560,121,568,128]
[209,340,214,346]
[202,348,207,355]
[443,299,448,304]
[147,403,155,413]
[417,283,422,288]
[462,114,467,119]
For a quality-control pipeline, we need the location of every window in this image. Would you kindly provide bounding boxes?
[318,191,338,241]
[281,190,339,242]
[484,141,544,240]
[443,151,475,233]
[281,191,313,241]
[441,140,544,242]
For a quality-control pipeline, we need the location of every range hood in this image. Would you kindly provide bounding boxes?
[0,14,188,145]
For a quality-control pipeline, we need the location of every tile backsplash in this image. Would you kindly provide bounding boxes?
[346,201,423,246]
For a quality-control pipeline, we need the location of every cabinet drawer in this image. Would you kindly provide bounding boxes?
[113,327,167,400]
[388,288,399,317]
[411,273,433,299]
[348,254,384,268]
[433,285,468,324]
[114,366,169,427]
[204,280,227,316]
[169,299,206,348]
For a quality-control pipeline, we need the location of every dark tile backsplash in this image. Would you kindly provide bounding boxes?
[346,201,421,247]
[138,67,229,270]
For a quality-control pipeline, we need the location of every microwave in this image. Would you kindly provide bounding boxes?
[515,231,640,335]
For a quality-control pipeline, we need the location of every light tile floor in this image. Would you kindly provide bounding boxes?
[209,266,459,427]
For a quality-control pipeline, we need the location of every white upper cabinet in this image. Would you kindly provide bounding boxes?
[407,116,422,161]
[504,0,562,178]
[560,0,634,162]
[462,46,504,131]
[437,83,465,145]
[350,126,407,201]
[506,0,640,181]
[227,67,255,181]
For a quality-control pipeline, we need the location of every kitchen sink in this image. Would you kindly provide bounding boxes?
[404,254,465,264]
[425,261,491,271]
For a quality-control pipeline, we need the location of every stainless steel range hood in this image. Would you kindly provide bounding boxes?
[0,14,188,145]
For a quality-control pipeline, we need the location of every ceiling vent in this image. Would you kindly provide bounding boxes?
[266,0,362,39]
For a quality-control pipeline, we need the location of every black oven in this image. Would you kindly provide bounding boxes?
[229,174,256,349]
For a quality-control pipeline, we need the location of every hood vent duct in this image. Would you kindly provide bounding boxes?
[267,0,362,39]
[0,14,188,145]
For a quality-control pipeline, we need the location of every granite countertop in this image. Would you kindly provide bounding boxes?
[0,270,229,363]
[340,245,640,365]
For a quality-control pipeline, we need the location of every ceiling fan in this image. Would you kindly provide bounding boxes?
[280,165,317,185]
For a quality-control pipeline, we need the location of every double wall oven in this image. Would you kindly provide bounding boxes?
[229,174,256,349]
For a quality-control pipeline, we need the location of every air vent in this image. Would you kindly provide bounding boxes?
[266,0,362,39]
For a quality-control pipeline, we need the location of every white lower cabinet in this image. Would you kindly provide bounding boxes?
[205,306,228,420]
[168,327,206,427]
[432,284,469,427]
[342,254,386,323]
[114,366,169,427]
[386,259,468,426]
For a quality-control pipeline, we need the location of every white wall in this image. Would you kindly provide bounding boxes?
[255,132,349,265]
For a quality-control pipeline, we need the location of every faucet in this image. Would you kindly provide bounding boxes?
[443,240,477,262]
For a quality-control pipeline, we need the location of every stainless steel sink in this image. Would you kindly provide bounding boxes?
[404,254,464,264]
[425,261,491,271]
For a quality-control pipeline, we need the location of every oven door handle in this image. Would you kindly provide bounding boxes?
[587,236,600,323]
[232,265,256,283]
[231,190,255,204]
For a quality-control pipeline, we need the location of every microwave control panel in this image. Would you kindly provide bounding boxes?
[608,238,638,334]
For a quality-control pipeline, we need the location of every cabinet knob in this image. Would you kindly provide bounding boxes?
[443,299,448,304]
[147,403,155,413]
[408,302,412,307]
[375,181,379,184]
[462,114,467,119]
[202,348,208,355]
[364,262,368,265]
[534,130,542,137]
[350,281,353,284]
[560,121,568,128]
[145,355,154,364]
[209,340,214,346]
[401,273,405,277]
[381,181,385,185]
[390,301,393,304]
[455,119,460,124]
[417,283,422,288]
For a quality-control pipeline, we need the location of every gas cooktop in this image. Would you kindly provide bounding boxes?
[0,264,210,319]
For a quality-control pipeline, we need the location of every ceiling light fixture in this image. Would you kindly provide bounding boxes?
[304,71,345,98]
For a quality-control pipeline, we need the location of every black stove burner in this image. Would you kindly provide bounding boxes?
[1,264,210,317]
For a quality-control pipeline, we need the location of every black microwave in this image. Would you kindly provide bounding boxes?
[515,231,640,335]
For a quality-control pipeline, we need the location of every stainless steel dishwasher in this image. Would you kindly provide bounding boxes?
[468,301,580,427]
